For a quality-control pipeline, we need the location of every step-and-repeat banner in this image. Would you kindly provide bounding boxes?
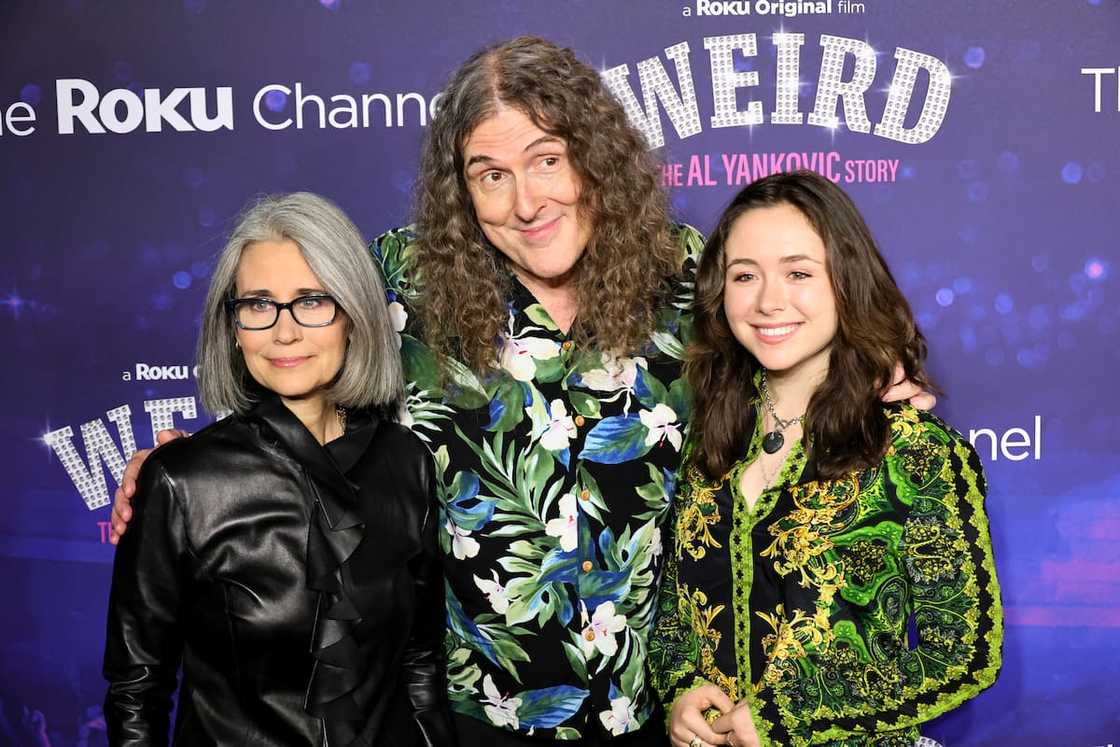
[1,1,1116,745]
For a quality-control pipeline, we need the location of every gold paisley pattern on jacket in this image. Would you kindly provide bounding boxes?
[650,404,1003,746]
[676,463,726,561]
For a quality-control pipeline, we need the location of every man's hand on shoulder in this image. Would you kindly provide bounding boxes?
[109,429,189,545]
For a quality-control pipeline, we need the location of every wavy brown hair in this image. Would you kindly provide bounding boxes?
[413,36,678,373]
[688,170,933,481]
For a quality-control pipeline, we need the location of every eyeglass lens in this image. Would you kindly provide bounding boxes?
[235,296,337,330]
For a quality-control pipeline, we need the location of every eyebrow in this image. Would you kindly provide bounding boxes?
[726,254,824,268]
[237,287,327,297]
[464,135,565,171]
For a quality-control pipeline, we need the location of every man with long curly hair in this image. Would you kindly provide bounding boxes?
[369,36,698,746]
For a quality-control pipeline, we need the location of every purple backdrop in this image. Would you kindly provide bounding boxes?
[1,1,1117,745]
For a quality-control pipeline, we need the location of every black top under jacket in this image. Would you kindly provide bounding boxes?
[103,391,456,746]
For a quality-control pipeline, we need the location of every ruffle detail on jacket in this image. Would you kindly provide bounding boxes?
[246,392,378,746]
[303,483,367,741]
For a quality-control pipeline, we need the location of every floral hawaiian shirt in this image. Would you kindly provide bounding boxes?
[372,224,705,740]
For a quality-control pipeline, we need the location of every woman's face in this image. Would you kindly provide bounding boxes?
[722,203,838,384]
[461,105,593,290]
[233,240,348,403]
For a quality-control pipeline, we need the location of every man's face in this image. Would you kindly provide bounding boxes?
[461,105,593,292]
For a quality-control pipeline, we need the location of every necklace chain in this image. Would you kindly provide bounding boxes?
[759,369,804,432]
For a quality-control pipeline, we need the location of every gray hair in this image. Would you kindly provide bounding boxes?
[196,192,404,415]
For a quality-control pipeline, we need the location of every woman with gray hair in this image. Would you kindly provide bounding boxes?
[102,192,456,746]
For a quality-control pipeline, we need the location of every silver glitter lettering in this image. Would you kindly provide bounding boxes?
[771,32,806,125]
[705,34,762,129]
[808,35,876,133]
[42,405,136,511]
[874,47,953,144]
[144,397,198,446]
[602,42,702,149]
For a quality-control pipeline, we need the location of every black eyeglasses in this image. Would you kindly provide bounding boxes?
[225,294,340,330]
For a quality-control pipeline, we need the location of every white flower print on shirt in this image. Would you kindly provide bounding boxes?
[446,518,480,560]
[539,399,577,452]
[544,493,579,552]
[481,674,521,730]
[579,601,628,658]
[639,403,683,451]
[498,313,561,382]
[579,353,648,415]
[473,570,510,614]
[599,695,638,735]
[387,301,407,349]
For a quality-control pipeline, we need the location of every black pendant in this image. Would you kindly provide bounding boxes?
[762,430,784,454]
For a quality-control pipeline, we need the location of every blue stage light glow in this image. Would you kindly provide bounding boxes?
[964,47,986,69]
[20,84,42,106]
[959,326,977,352]
[997,151,1020,175]
[349,62,372,86]
[967,181,990,202]
[264,89,288,112]
[1084,258,1107,281]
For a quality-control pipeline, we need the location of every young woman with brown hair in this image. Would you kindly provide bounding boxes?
[651,171,1002,747]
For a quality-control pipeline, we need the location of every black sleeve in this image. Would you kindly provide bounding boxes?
[103,461,190,746]
[401,450,459,747]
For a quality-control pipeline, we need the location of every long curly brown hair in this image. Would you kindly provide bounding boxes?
[688,171,933,481]
[413,36,679,373]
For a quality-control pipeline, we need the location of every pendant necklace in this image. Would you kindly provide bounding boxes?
[759,369,804,455]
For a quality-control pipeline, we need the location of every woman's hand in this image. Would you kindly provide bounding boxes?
[669,684,734,747]
[109,429,188,544]
[881,363,936,410]
[711,700,761,747]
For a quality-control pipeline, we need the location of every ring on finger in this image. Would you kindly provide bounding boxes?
[689,737,705,747]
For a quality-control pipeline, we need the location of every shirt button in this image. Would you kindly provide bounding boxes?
[579,489,591,501]
[581,560,593,572]
[575,415,586,427]
[584,630,596,641]
[562,340,573,351]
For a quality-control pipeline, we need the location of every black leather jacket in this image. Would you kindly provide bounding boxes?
[103,393,456,746]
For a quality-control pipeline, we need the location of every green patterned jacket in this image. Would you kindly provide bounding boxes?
[650,402,1003,746]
